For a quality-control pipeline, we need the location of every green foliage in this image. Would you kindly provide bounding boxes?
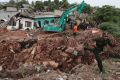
[99,22,120,38]
[48,2,56,11]
[33,0,69,11]
[34,1,44,11]
[2,0,29,9]
[83,3,93,14]
[16,0,29,9]
[100,22,118,31]
[61,0,69,9]
[54,0,59,6]
[4,0,16,7]
[9,0,16,5]
[94,5,120,24]
[96,6,120,38]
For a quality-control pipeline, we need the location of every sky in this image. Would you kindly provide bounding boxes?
[0,0,120,8]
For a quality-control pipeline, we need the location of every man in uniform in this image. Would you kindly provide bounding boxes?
[84,32,114,73]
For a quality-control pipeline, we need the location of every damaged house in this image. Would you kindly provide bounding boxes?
[7,13,34,30]
[0,7,18,28]
[7,12,61,31]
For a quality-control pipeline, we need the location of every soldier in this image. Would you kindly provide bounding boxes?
[84,32,114,73]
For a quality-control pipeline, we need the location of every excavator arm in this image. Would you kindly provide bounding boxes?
[77,1,85,14]
[59,1,85,30]
[59,5,78,30]
[43,1,85,32]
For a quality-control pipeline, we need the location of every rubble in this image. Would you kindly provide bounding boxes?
[0,28,8,35]
[0,28,119,79]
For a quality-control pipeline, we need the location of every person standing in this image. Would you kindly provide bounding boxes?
[84,32,114,73]
[69,19,74,29]
[73,23,78,36]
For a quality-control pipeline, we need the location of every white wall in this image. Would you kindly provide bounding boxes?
[6,7,17,12]
[16,18,34,30]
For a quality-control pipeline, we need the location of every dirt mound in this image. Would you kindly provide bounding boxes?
[0,40,21,70]
[0,28,8,35]
[0,28,119,74]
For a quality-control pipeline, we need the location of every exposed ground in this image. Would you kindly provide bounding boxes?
[0,28,119,80]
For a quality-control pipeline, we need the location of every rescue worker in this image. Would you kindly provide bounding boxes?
[84,32,114,73]
[69,18,74,29]
[73,22,78,36]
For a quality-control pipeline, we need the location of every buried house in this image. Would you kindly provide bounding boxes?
[33,14,60,30]
[7,12,60,31]
[0,7,18,28]
[7,15,34,30]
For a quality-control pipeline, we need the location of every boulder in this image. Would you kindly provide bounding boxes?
[76,44,84,52]
[65,47,74,53]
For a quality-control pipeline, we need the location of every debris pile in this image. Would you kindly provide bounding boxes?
[0,40,21,70]
[0,28,119,73]
[0,28,8,35]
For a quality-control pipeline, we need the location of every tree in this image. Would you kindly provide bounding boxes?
[54,0,59,6]
[9,0,16,5]
[32,0,70,11]
[83,3,93,14]
[48,2,55,11]
[34,1,44,11]
[44,1,49,6]
[94,5,120,23]
[48,0,51,3]
[94,5,120,38]
[31,1,35,7]
[16,0,29,9]
[61,0,69,9]
[6,0,16,7]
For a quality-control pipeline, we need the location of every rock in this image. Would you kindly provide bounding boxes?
[116,72,120,75]
[57,46,67,51]
[49,61,59,68]
[0,66,3,71]
[31,47,36,55]
[42,61,49,67]
[7,26,18,31]
[76,44,84,52]
[92,29,102,37]
[42,61,59,68]
[75,56,82,64]
[60,52,69,57]
[23,63,29,67]
[55,77,64,80]
[65,47,74,53]
[72,50,78,56]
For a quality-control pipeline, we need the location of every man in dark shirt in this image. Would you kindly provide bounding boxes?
[84,32,113,73]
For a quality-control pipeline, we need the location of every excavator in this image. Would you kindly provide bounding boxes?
[43,1,85,32]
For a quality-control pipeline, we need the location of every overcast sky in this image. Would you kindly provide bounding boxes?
[0,0,120,8]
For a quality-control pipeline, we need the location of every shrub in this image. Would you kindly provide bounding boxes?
[99,22,120,38]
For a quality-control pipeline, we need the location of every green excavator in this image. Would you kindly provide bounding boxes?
[43,1,85,32]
